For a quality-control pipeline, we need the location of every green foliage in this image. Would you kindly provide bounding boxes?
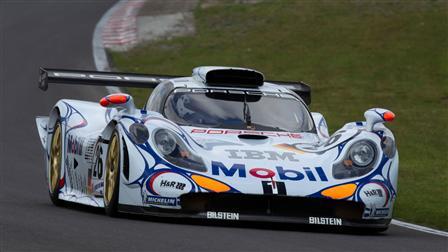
[110,0,448,230]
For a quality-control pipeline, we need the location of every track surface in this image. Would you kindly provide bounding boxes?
[0,1,446,251]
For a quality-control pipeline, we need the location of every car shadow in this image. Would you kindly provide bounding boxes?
[55,201,387,236]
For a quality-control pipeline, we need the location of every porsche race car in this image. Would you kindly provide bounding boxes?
[36,66,398,232]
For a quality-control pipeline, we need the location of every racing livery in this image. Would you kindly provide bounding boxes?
[36,66,398,232]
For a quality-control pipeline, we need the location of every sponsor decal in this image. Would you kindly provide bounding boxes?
[84,139,97,164]
[373,208,390,217]
[309,217,342,226]
[206,211,239,220]
[67,135,85,155]
[92,144,104,179]
[359,182,389,207]
[364,189,383,197]
[262,181,286,195]
[211,161,328,182]
[88,143,104,195]
[145,195,177,207]
[65,158,87,193]
[225,149,299,162]
[147,171,192,197]
[274,144,306,154]
[191,128,302,138]
[364,207,390,218]
[159,180,186,190]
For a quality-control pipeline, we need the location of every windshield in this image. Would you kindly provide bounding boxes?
[164,89,315,132]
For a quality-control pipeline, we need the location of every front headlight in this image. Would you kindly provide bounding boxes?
[154,129,177,155]
[333,140,377,179]
[349,141,375,167]
[153,129,206,172]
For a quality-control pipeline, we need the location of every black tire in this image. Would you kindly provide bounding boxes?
[104,130,121,216]
[48,120,63,206]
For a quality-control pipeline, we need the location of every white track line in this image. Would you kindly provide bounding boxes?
[92,0,448,239]
[92,0,124,94]
[391,219,448,237]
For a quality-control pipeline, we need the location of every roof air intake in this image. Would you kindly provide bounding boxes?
[205,69,264,87]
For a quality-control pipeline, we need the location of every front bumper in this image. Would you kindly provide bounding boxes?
[118,193,391,229]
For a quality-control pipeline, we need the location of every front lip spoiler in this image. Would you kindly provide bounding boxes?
[117,204,391,229]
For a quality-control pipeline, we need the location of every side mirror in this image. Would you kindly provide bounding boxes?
[364,108,395,131]
[100,93,136,113]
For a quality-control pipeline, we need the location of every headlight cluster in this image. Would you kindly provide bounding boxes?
[333,140,377,179]
[349,141,375,167]
[153,129,206,172]
[129,123,149,144]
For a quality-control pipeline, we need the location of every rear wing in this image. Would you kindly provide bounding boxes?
[38,68,182,91]
[39,68,311,105]
[266,80,311,105]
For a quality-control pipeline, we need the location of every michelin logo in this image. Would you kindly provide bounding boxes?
[146,196,177,206]
[309,217,342,226]
[207,211,239,220]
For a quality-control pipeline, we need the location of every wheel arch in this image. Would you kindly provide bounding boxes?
[101,120,118,142]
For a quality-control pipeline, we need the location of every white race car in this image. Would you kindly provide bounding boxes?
[36,66,398,232]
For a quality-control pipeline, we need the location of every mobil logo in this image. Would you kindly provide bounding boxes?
[211,161,328,181]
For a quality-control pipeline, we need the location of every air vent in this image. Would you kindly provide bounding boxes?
[238,134,268,140]
[206,69,264,87]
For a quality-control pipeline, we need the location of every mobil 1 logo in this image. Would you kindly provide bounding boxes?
[262,181,286,195]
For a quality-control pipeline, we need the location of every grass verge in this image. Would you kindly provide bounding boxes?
[110,0,448,230]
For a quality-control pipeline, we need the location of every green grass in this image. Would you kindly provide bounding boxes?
[110,0,448,230]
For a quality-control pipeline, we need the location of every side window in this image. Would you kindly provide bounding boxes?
[145,81,174,112]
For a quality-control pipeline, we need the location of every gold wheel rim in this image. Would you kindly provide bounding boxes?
[105,133,119,206]
[49,123,62,193]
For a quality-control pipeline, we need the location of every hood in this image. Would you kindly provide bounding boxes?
[128,115,363,197]
[177,126,361,197]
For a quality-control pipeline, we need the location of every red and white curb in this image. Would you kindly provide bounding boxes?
[102,0,145,50]
[92,0,146,93]
[92,1,448,238]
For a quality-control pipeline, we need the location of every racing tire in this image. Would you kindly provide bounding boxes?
[48,120,63,206]
[104,129,121,217]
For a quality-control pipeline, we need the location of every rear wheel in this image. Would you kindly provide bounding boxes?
[49,121,63,206]
[104,130,120,216]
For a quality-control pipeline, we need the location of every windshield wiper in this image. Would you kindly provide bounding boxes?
[243,94,253,129]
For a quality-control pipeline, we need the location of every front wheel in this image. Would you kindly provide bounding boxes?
[104,130,120,216]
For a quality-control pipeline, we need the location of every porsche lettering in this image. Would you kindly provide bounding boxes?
[191,128,302,138]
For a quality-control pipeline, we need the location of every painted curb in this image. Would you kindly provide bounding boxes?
[102,0,145,51]
[92,0,133,94]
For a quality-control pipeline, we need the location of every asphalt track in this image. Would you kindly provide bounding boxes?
[0,1,446,251]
